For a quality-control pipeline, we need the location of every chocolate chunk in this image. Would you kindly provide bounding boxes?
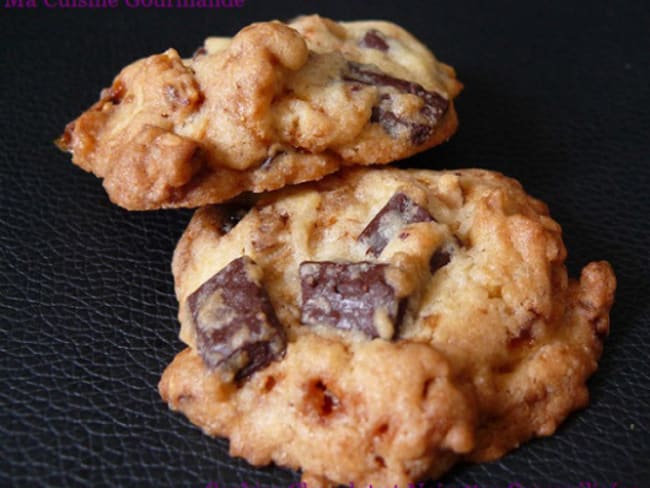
[187,256,286,382]
[358,192,434,256]
[344,62,448,113]
[300,261,401,339]
[409,122,436,146]
[429,248,451,274]
[370,103,400,136]
[218,204,251,234]
[343,62,449,144]
[359,29,390,51]
[344,62,414,91]
[371,103,437,146]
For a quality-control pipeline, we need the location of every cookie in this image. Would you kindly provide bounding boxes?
[57,15,461,210]
[159,167,616,486]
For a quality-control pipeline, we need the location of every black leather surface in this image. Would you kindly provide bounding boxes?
[1,1,649,486]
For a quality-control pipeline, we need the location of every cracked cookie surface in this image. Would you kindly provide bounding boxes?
[58,15,461,210]
[159,167,615,486]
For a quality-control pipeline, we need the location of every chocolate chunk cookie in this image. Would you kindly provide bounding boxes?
[58,15,461,210]
[159,167,616,486]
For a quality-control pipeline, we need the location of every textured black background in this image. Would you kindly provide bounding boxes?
[1,0,649,486]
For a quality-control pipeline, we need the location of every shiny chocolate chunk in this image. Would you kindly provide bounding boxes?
[359,29,390,51]
[370,98,401,137]
[358,192,434,256]
[343,62,448,110]
[409,120,437,146]
[300,261,401,339]
[429,248,451,274]
[343,62,449,144]
[371,101,442,145]
[187,256,286,382]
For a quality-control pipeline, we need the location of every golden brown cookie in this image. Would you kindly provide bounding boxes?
[159,167,616,486]
[58,16,461,210]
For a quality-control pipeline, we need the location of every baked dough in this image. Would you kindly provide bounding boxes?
[159,167,616,486]
[58,16,461,210]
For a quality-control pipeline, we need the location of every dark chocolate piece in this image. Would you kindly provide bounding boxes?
[187,256,286,382]
[343,62,449,144]
[343,62,448,113]
[358,192,434,256]
[359,29,390,51]
[371,103,439,146]
[300,261,401,339]
[429,248,451,274]
[409,121,436,146]
[370,102,400,136]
